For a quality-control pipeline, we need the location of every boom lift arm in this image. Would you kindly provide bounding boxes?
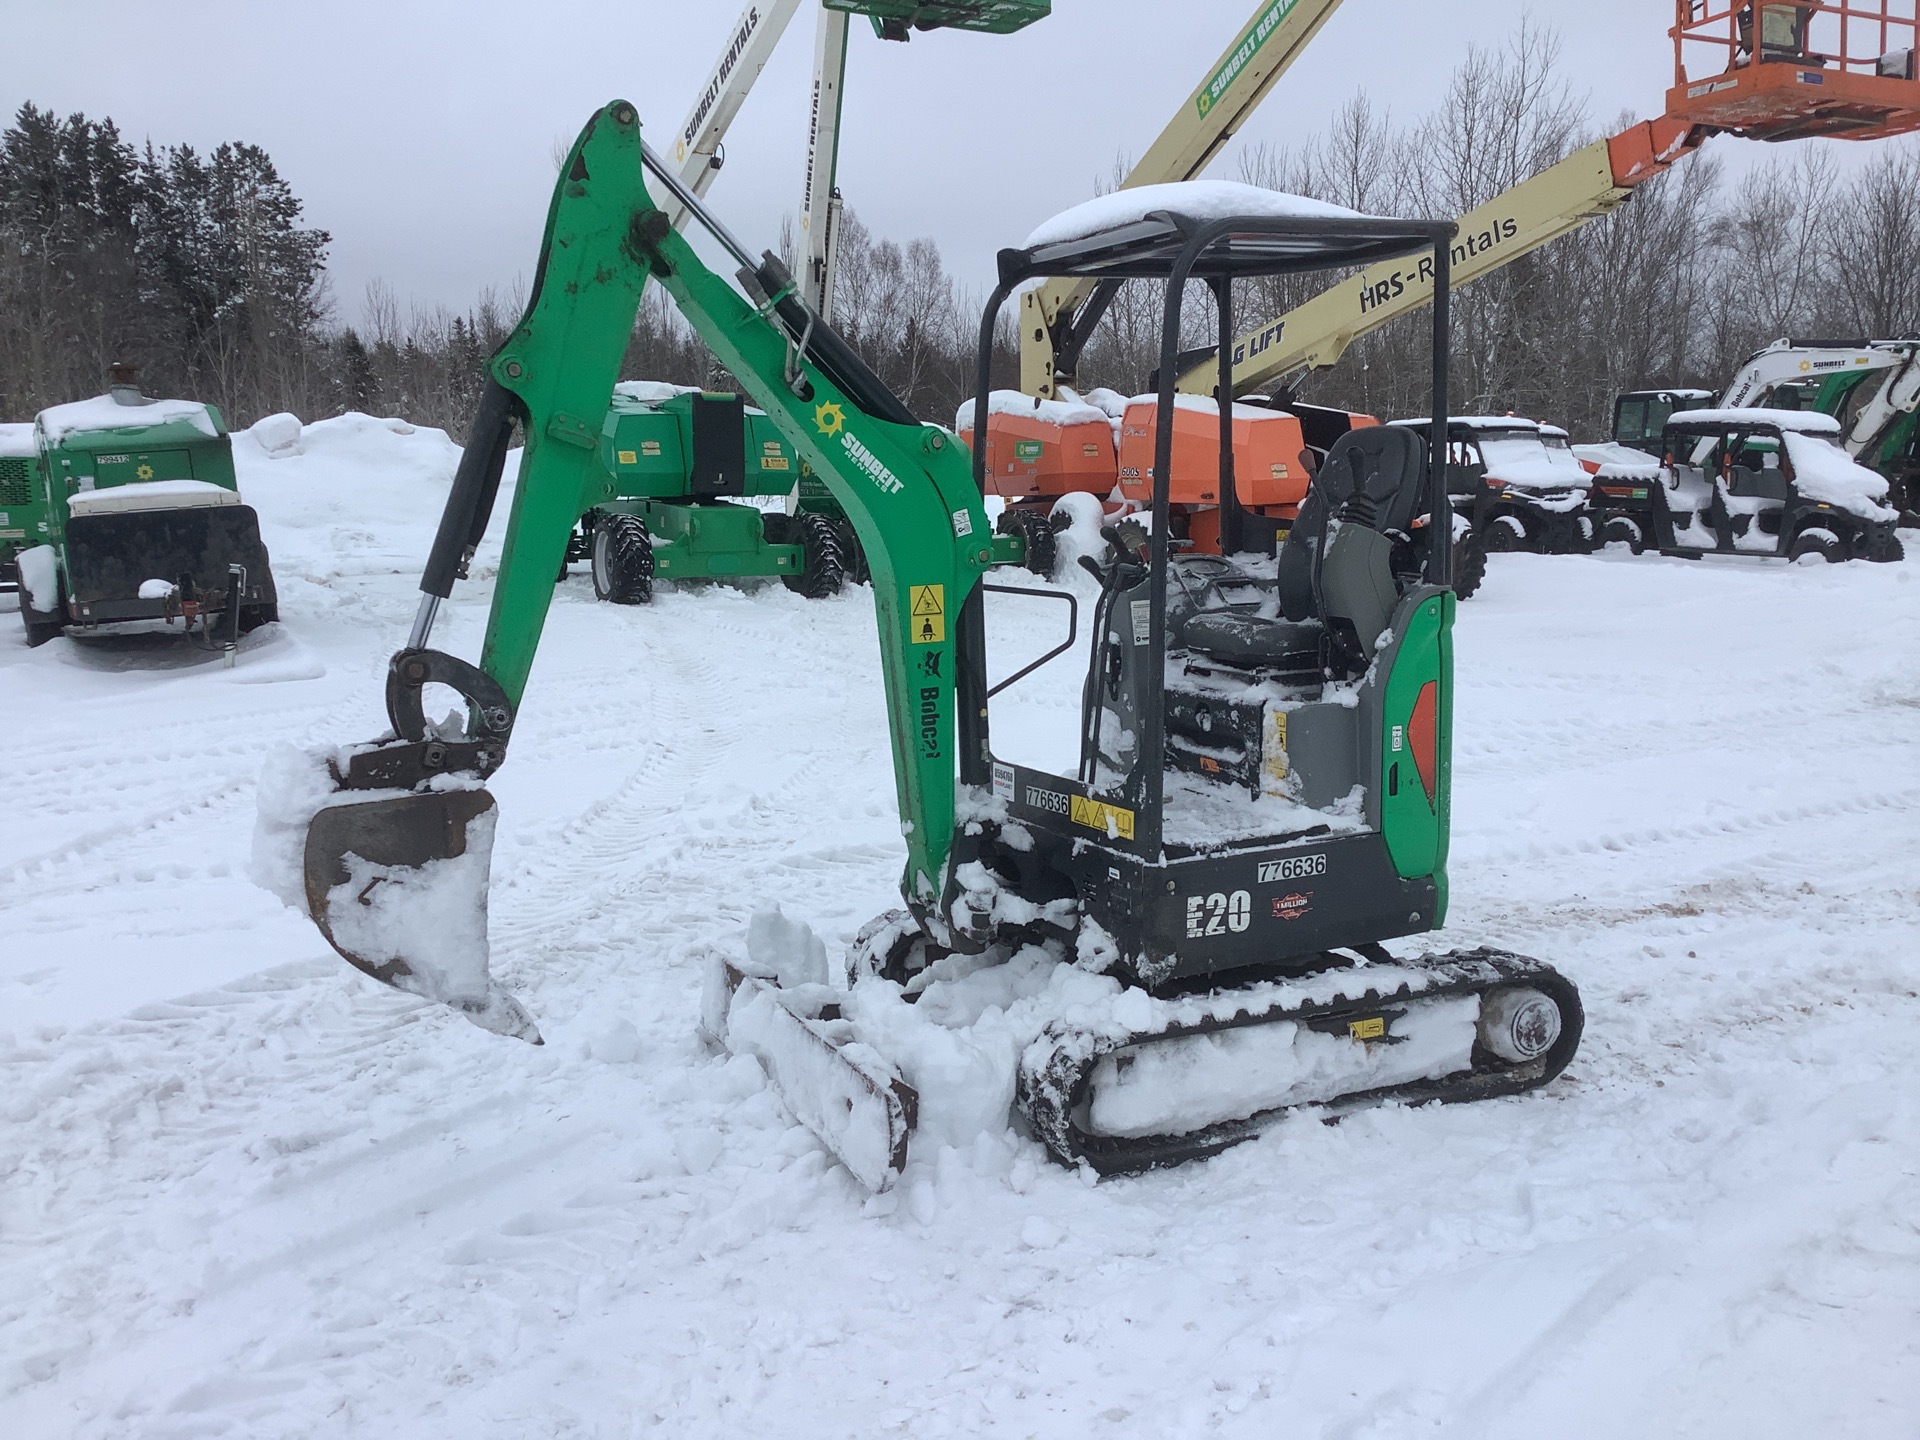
[302,101,999,1037]
[1174,118,1702,397]
[1178,0,1920,401]
[1020,0,1349,398]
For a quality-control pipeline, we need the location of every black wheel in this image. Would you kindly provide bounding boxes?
[1484,512,1530,554]
[15,562,62,647]
[591,513,654,603]
[237,603,279,634]
[782,511,853,599]
[996,506,1059,578]
[1867,529,1905,564]
[1450,526,1487,602]
[1603,516,1647,555]
[1786,526,1843,565]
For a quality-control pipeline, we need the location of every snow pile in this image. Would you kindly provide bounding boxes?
[248,412,304,458]
[36,393,219,445]
[614,379,701,404]
[1049,491,1110,574]
[1082,387,1130,421]
[1129,393,1287,420]
[1782,431,1897,520]
[1477,436,1591,493]
[14,543,56,610]
[1575,440,1662,479]
[136,579,177,601]
[0,420,35,457]
[1086,996,1480,1139]
[250,743,350,912]
[954,389,1112,435]
[1026,181,1365,248]
[746,905,830,987]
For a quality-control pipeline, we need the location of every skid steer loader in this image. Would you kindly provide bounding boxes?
[290,100,1581,1188]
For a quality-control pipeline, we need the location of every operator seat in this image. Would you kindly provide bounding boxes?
[1180,426,1429,678]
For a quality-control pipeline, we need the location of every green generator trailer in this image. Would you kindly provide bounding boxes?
[0,422,49,593]
[13,379,277,646]
[566,382,862,604]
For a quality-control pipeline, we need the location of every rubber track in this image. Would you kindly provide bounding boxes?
[1017,948,1583,1175]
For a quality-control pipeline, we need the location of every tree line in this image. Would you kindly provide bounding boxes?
[5,25,1918,445]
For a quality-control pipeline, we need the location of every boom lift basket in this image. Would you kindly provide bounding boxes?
[825,1,1051,38]
[1668,1,1920,139]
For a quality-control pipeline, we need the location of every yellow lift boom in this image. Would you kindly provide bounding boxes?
[1019,0,1347,398]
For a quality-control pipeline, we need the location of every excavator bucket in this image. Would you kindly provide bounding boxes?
[303,785,542,1043]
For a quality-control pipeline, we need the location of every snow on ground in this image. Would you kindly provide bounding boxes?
[2,414,1918,1437]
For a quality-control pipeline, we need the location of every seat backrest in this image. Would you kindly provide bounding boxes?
[1277,425,1427,623]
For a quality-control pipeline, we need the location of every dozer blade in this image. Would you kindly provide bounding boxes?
[702,954,916,1192]
[303,786,542,1044]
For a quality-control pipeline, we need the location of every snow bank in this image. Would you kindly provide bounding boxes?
[1783,431,1897,521]
[1026,181,1364,249]
[37,394,219,445]
[0,420,35,457]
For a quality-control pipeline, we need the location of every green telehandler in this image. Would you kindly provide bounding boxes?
[292,100,1581,1189]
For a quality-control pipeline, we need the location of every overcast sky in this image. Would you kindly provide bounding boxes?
[2,0,1874,328]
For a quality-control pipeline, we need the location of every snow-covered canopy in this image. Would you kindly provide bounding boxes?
[36,394,219,446]
[1781,431,1896,521]
[1664,407,1842,433]
[0,421,36,458]
[1025,181,1366,250]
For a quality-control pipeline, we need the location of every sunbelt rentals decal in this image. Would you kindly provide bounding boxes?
[816,401,903,497]
[1197,0,1301,117]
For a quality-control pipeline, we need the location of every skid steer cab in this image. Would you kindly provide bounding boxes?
[565,382,865,603]
[1645,409,1903,564]
[13,375,277,649]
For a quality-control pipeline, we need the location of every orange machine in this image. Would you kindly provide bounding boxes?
[1116,397,1349,552]
[970,399,1117,501]
[1668,1,1920,140]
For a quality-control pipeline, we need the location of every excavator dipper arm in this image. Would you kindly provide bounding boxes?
[302,101,993,1044]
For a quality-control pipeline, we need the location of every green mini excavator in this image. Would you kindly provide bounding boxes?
[294,99,1581,1188]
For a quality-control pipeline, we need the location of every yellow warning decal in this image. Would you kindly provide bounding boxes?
[1349,1016,1386,1041]
[760,456,790,472]
[1070,795,1136,840]
[616,449,638,465]
[910,584,945,645]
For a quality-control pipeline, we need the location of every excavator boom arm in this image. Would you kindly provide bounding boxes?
[471,102,992,907]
